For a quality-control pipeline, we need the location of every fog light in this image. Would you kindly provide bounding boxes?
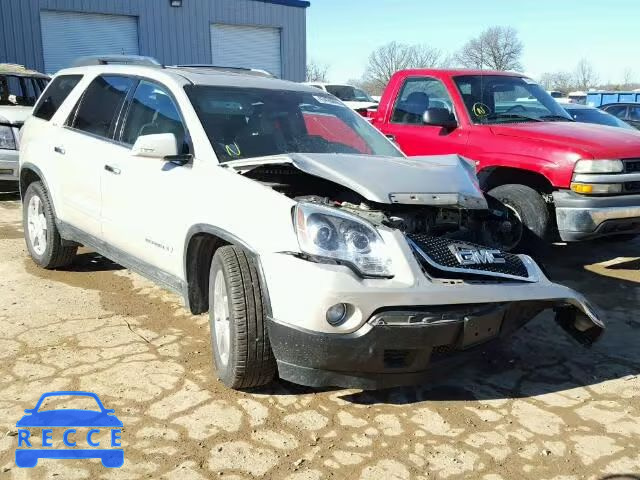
[326,303,348,326]
[571,182,623,195]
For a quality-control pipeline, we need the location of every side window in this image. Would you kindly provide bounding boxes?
[628,106,640,121]
[391,77,453,124]
[69,75,135,139]
[33,75,82,121]
[120,81,187,151]
[604,105,627,118]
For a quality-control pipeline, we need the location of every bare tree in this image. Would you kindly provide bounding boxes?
[455,26,524,71]
[622,68,635,88]
[362,41,443,92]
[573,59,599,91]
[539,71,575,93]
[306,59,329,83]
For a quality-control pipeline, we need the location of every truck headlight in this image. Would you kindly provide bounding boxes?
[294,202,393,278]
[0,126,16,150]
[573,159,623,174]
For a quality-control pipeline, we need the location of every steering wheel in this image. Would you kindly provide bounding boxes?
[505,104,527,113]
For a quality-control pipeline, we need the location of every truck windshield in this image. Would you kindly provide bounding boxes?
[0,75,48,107]
[326,85,376,103]
[185,85,401,162]
[453,75,573,124]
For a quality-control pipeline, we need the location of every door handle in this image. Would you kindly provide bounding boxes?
[104,165,121,175]
[385,134,396,141]
[54,146,65,155]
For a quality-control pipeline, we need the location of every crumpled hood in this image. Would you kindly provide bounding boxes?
[0,106,32,125]
[490,121,640,158]
[226,153,488,209]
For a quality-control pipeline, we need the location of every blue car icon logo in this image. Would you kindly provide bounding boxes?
[15,391,123,468]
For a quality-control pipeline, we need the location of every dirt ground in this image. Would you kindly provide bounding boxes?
[0,192,638,480]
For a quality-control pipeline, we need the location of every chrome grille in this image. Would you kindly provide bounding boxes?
[407,234,531,282]
[624,159,640,174]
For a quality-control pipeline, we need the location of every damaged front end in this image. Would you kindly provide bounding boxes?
[231,152,604,389]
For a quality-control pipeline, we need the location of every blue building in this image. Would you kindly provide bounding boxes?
[0,0,309,80]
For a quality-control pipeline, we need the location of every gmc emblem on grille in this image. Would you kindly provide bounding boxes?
[449,244,506,266]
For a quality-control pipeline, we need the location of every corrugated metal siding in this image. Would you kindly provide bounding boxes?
[40,10,139,73]
[0,0,306,81]
[211,24,282,77]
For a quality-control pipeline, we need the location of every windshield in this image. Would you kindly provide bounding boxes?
[566,107,635,130]
[326,85,375,103]
[0,75,48,107]
[185,86,401,162]
[453,75,573,124]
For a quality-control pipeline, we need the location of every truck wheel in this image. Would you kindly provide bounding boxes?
[209,245,276,389]
[488,184,551,253]
[22,181,77,269]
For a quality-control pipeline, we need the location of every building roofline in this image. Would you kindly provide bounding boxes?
[257,0,310,8]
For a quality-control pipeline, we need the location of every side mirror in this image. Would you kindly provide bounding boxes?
[131,133,179,159]
[423,108,457,129]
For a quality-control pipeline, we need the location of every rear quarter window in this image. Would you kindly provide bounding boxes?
[33,75,82,121]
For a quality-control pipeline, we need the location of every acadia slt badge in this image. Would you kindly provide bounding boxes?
[448,244,506,266]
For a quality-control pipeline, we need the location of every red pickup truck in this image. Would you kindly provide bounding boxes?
[371,69,640,250]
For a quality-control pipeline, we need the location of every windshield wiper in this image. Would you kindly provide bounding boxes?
[485,113,543,123]
[539,115,574,122]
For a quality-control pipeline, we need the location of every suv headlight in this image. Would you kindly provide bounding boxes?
[294,202,393,278]
[573,159,623,174]
[0,125,16,150]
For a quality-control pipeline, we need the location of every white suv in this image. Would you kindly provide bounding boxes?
[19,57,604,390]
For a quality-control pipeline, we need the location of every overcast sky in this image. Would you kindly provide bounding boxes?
[307,0,638,83]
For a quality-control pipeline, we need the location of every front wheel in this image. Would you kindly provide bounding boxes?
[209,245,276,389]
[487,184,552,254]
[22,181,77,269]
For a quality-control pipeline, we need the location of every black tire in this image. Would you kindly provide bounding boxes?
[488,184,551,254]
[22,181,77,269]
[209,245,276,389]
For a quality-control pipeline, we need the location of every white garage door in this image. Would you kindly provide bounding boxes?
[40,11,139,74]
[211,24,282,78]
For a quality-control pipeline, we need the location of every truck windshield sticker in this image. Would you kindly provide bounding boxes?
[313,95,342,107]
[472,102,491,117]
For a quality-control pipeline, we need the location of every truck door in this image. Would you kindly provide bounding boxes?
[380,76,468,156]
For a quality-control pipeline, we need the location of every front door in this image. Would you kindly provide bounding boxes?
[101,79,191,276]
[381,76,469,156]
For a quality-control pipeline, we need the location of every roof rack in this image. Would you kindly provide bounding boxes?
[170,64,277,78]
[72,55,162,68]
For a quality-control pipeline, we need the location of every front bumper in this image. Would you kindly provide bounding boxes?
[554,190,640,241]
[0,149,19,182]
[260,229,604,389]
[268,301,603,389]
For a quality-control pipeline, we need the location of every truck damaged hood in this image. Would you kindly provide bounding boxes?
[225,153,488,209]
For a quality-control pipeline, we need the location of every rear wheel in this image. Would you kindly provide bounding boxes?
[487,184,551,254]
[209,245,276,389]
[22,181,77,269]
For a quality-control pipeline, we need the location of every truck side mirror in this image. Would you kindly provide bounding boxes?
[423,108,457,129]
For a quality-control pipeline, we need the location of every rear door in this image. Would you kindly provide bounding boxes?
[101,79,191,274]
[56,75,135,237]
[380,77,468,156]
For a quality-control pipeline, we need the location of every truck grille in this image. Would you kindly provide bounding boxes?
[407,234,530,281]
[624,159,640,173]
